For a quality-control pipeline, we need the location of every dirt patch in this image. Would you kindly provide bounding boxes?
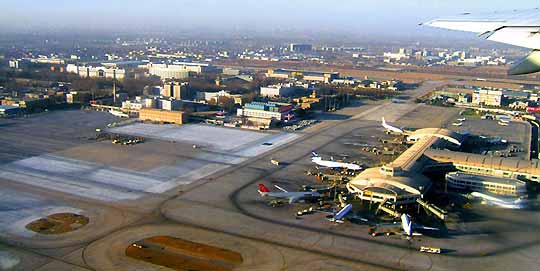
[26,213,89,234]
[126,236,243,271]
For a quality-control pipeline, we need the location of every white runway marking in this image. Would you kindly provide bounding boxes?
[109,123,271,151]
[0,125,300,201]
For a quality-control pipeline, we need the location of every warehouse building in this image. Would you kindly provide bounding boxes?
[147,62,217,79]
[265,69,339,83]
[139,108,187,125]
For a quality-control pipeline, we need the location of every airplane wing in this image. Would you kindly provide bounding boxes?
[415,225,439,231]
[423,9,540,49]
[288,196,302,204]
[423,9,540,75]
[274,185,288,193]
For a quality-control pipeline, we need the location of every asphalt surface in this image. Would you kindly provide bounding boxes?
[1,81,540,270]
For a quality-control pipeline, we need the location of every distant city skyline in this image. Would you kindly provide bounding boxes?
[1,1,539,38]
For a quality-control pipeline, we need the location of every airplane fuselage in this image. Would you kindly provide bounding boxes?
[312,157,361,171]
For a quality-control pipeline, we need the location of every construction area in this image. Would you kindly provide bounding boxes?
[25,213,89,235]
[126,236,243,271]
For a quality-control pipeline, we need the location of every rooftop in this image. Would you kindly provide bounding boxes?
[425,149,540,176]
[348,167,431,197]
[446,172,526,187]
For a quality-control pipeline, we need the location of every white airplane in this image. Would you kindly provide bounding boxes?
[374,214,439,238]
[423,9,540,75]
[109,110,129,118]
[470,192,527,209]
[498,121,509,126]
[258,183,321,204]
[452,122,463,127]
[457,118,466,122]
[311,152,362,171]
[325,204,368,223]
[381,117,404,134]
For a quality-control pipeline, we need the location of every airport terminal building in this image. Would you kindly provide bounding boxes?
[445,172,526,197]
[347,128,465,206]
[425,149,540,182]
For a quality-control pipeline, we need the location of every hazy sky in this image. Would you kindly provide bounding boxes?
[1,1,539,36]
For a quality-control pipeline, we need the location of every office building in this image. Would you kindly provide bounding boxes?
[237,102,293,121]
[8,59,19,69]
[472,89,503,107]
[289,43,312,53]
[162,81,191,100]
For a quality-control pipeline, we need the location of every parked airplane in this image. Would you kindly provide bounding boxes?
[470,192,527,209]
[311,152,362,171]
[109,110,129,118]
[258,183,321,204]
[452,122,463,127]
[381,117,404,134]
[457,118,466,122]
[325,204,368,223]
[423,9,540,75]
[373,214,439,238]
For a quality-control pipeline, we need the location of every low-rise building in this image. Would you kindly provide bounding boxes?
[237,102,293,121]
[122,100,144,111]
[266,69,339,83]
[260,84,298,97]
[147,62,216,79]
[66,64,126,80]
[139,108,187,125]
[197,90,242,105]
[159,98,183,111]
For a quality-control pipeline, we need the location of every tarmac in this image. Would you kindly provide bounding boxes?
[1,81,540,270]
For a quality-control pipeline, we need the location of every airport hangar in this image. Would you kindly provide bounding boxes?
[347,128,466,206]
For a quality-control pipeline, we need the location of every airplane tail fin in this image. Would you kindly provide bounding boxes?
[258,183,270,194]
